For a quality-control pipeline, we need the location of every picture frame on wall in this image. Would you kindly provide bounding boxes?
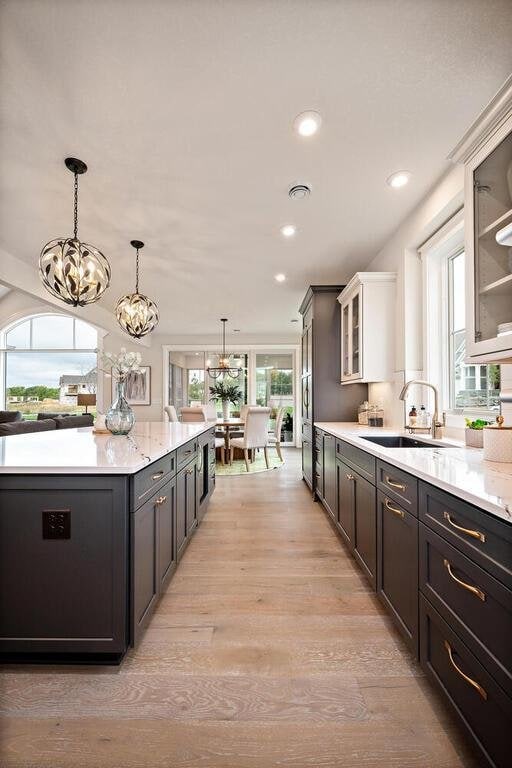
[114,366,151,405]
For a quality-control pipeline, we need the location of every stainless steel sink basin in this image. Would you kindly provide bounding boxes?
[360,435,447,448]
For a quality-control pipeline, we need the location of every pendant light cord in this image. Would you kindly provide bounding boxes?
[73,172,79,239]
[135,247,140,293]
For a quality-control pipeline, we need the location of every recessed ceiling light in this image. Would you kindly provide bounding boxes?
[294,110,322,137]
[386,170,411,189]
[275,273,286,282]
[281,224,296,238]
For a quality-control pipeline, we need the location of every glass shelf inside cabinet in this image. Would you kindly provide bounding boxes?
[474,130,512,343]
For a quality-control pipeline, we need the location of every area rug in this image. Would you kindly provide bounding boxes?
[216,452,284,476]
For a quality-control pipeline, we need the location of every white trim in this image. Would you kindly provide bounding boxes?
[162,343,301,446]
[448,74,512,163]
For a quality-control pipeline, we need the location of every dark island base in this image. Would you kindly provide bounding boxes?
[0,651,125,666]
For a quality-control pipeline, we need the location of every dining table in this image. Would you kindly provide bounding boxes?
[216,417,245,453]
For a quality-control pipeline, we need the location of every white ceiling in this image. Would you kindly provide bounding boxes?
[1,0,511,336]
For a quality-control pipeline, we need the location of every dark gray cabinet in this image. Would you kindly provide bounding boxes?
[177,456,197,558]
[157,477,177,592]
[335,458,376,587]
[299,286,367,493]
[377,490,419,653]
[197,428,215,524]
[322,432,336,518]
[0,476,128,658]
[336,458,355,546]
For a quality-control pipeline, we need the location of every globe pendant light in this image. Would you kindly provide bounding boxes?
[115,240,159,338]
[39,157,111,306]
[207,318,242,379]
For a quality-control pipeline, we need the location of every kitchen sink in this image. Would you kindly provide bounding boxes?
[360,435,447,448]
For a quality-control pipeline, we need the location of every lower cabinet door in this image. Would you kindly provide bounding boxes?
[185,463,197,535]
[420,595,512,768]
[323,433,337,518]
[302,437,313,489]
[377,491,419,654]
[176,467,188,557]
[336,459,355,548]
[353,472,377,588]
[133,495,158,645]
[157,477,177,593]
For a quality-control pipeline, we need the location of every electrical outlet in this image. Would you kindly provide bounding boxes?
[42,509,71,539]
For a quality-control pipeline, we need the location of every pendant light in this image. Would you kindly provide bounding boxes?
[115,240,159,338]
[39,157,111,306]
[207,318,242,379]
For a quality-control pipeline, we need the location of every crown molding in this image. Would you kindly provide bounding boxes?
[448,74,512,163]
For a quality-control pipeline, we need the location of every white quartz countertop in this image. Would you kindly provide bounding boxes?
[315,422,512,524]
[0,421,213,475]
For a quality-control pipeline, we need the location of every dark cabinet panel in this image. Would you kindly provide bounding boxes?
[301,375,312,424]
[336,439,376,484]
[131,453,175,511]
[185,464,197,536]
[419,522,512,696]
[133,493,159,644]
[197,429,214,524]
[302,438,313,490]
[420,595,512,768]
[176,460,197,558]
[377,491,419,654]
[352,472,377,588]
[157,477,177,593]
[0,477,128,656]
[323,433,337,519]
[336,459,355,548]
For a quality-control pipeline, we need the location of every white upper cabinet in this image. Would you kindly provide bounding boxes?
[450,79,512,363]
[337,272,396,384]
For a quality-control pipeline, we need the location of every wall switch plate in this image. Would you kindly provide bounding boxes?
[42,509,71,539]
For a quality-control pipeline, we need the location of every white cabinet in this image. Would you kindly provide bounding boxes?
[450,81,512,363]
[337,273,396,384]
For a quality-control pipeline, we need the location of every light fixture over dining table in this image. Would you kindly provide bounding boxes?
[115,240,159,338]
[207,318,242,379]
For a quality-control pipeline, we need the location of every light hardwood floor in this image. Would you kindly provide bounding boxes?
[1,449,479,767]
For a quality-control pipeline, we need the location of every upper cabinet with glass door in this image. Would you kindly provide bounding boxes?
[452,82,512,362]
[338,273,396,384]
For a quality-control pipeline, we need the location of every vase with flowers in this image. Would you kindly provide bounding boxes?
[209,381,242,421]
[101,348,142,435]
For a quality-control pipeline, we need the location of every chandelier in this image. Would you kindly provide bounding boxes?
[207,318,242,379]
[39,157,111,306]
[115,240,159,338]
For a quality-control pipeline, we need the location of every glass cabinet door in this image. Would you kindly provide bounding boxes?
[342,303,350,378]
[473,130,512,344]
[351,291,360,377]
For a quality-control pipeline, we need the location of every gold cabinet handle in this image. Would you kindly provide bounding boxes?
[186,468,194,475]
[346,473,355,481]
[385,475,406,492]
[155,495,167,506]
[444,640,487,701]
[443,511,486,543]
[443,559,486,601]
[151,471,164,480]
[384,498,405,518]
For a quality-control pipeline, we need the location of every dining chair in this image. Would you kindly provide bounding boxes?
[229,407,271,472]
[230,403,257,438]
[164,405,178,422]
[181,407,206,423]
[215,436,226,465]
[268,406,285,461]
[202,403,218,421]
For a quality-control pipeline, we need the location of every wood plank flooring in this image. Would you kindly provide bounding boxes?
[0,449,479,767]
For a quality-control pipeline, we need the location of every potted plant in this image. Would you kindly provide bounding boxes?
[209,381,242,421]
[465,417,490,448]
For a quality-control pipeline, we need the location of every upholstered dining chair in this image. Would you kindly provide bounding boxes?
[229,407,271,472]
[230,403,257,438]
[202,403,218,421]
[180,407,206,423]
[268,406,285,461]
[215,436,226,465]
[164,405,178,422]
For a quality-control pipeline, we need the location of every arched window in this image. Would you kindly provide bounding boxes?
[1,314,98,418]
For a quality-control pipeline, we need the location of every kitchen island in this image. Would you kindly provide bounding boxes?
[0,422,216,664]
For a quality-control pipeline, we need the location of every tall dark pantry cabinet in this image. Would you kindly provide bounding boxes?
[299,285,367,494]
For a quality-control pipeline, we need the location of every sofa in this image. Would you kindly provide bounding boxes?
[0,413,94,437]
[0,411,23,424]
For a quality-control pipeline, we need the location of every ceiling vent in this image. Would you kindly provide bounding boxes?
[288,183,311,200]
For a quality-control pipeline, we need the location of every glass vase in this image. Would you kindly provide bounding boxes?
[106,379,135,435]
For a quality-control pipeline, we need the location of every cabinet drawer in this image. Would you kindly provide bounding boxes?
[419,482,512,589]
[419,522,512,695]
[420,595,512,768]
[314,461,323,498]
[336,440,376,483]
[377,491,418,654]
[314,428,324,453]
[377,460,417,515]
[132,453,175,511]
[177,439,198,472]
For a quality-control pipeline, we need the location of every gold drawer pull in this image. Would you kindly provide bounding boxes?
[444,640,487,701]
[385,475,406,492]
[155,495,167,506]
[186,468,194,475]
[443,511,486,543]
[151,471,164,480]
[385,498,405,518]
[346,473,355,481]
[443,559,486,601]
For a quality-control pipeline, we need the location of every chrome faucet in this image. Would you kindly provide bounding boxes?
[399,379,445,439]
